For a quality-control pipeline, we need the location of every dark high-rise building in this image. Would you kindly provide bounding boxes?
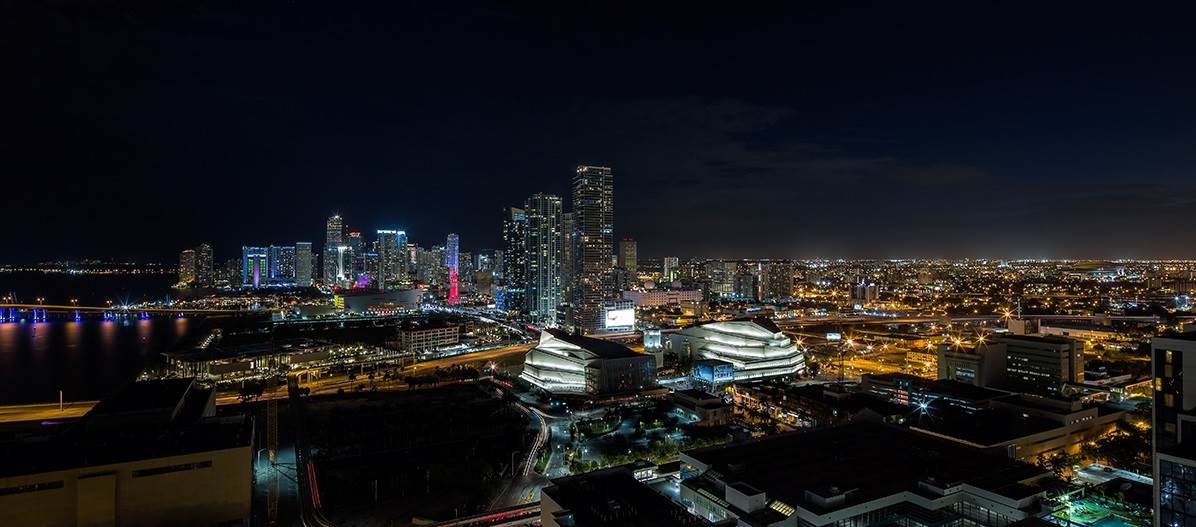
[1152,333,1196,527]
[500,207,527,315]
[560,212,576,306]
[524,193,562,324]
[195,243,214,287]
[295,242,313,286]
[763,260,794,300]
[618,238,637,276]
[572,165,614,333]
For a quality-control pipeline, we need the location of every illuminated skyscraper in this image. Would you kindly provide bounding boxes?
[195,243,214,287]
[323,214,343,285]
[500,207,527,314]
[269,245,296,284]
[178,249,196,285]
[525,193,562,324]
[295,242,313,286]
[325,215,343,246]
[446,234,460,304]
[572,165,614,333]
[376,230,406,290]
[241,246,268,289]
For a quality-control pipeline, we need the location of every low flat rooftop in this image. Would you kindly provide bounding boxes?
[684,422,1045,516]
[543,465,708,526]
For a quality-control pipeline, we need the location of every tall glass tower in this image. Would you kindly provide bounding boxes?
[500,207,527,314]
[572,165,614,333]
[524,194,562,324]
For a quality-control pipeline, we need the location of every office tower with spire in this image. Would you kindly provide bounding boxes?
[524,194,562,324]
[323,214,343,285]
[572,165,614,333]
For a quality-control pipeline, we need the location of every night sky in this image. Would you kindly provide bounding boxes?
[7,2,1196,263]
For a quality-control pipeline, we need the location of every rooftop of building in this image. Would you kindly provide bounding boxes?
[543,465,710,527]
[995,334,1076,346]
[862,373,1009,400]
[909,405,1063,446]
[88,377,195,417]
[683,422,1045,516]
[681,317,783,336]
[1153,330,1196,342]
[165,337,321,362]
[786,384,912,416]
[546,329,644,359]
[0,378,252,478]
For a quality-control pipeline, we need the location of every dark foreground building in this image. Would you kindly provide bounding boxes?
[542,464,722,527]
[0,379,253,526]
[679,422,1051,527]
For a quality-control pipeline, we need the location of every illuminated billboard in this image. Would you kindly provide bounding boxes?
[604,308,635,329]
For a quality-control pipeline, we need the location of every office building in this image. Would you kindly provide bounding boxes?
[733,272,757,300]
[241,246,268,288]
[0,379,252,527]
[996,335,1083,395]
[679,422,1050,527]
[178,249,196,285]
[850,280,880,303]
[446,233,460,304]
[704,261,735,299]
[937,341,1008,388]
[525,193,563,324]
[618,238,638,276]
[663,256,680,282]
[669,318,805,381]
[295,242,313,286]
[521,329,656,395]
[622,289,704,307]
[573,165,615,333]
[763,261,794,300]
[194,243,214,287]
[269,245,295,284]
[500,207,527,315]
[1151,332,1196,527]
[395,321,460,353]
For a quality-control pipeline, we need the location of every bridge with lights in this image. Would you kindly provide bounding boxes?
[0,303,262,322]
